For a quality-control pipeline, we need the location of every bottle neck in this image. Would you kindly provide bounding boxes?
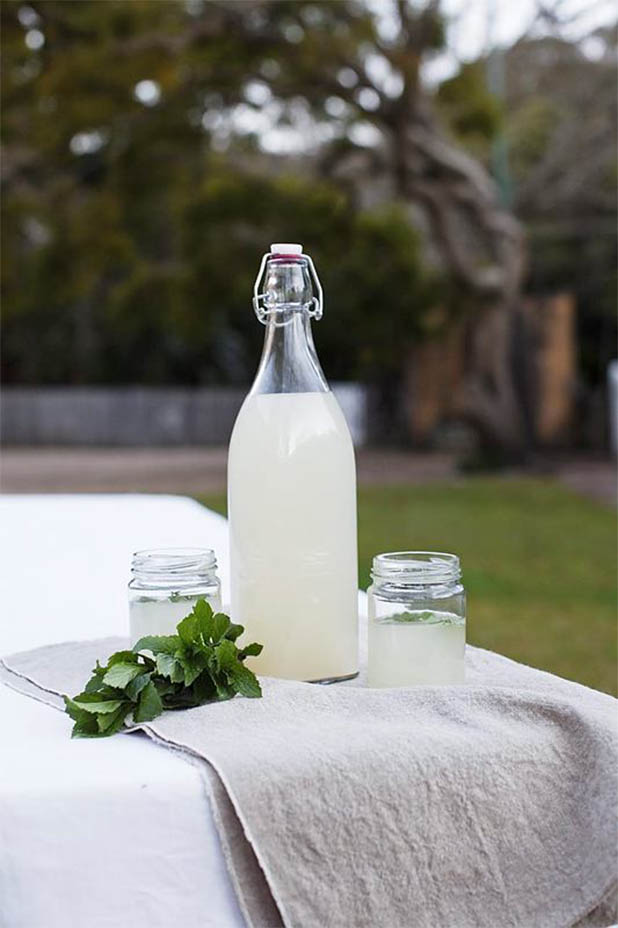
[250,257,329,395]
[251,309,329,395]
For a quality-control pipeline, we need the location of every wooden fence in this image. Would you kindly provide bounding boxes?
[1,384,369,447]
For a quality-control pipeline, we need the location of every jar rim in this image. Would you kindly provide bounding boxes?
[131,547,217,576]
[371,551,461,585]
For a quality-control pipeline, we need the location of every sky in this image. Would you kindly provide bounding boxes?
[246,0,617,152]
[419,0,617,83]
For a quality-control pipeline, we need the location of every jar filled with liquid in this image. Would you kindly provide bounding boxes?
[128,548,222,644]
[368,551,465,687]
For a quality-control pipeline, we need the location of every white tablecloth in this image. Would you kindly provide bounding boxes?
[0,494,368,928]
[0,495,244,928]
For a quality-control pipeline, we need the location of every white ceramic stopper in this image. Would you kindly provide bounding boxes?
[270,243,303,255]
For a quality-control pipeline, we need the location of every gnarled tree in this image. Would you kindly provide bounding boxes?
[248,0,529,453]
[3,0,529,454]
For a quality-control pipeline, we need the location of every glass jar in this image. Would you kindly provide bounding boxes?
[367,551,465,687]
[128,548,222,644]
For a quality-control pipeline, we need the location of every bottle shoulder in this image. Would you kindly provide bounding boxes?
[230,391,354,447]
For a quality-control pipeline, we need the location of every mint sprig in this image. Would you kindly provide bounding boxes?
[64,600,263,738]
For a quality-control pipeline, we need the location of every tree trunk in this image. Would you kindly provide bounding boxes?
[455,301,528,458]
[396,122,529,458]
[402,317,464,444]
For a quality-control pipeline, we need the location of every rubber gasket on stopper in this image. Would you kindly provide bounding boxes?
[270,243,303,256]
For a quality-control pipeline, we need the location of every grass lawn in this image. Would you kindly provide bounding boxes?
[198,478,616,696]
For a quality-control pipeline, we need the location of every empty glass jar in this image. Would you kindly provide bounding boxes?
[367,551,465,687]
[128,548,222,644]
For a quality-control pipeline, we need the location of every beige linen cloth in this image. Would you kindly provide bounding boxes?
[1,637,616,928]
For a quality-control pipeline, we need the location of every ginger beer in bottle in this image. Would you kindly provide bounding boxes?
[228,244,358,682]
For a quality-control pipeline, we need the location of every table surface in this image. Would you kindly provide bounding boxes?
[0,493,369,928]
[0,495,245,928]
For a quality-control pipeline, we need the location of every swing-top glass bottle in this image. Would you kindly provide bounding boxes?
[227,244,358,682]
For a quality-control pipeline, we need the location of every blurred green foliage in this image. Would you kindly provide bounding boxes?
[178,172,438,383]
[3,161,437,383]
[2,0,615,409]
[437,62,503,154]
[1,0,438,384]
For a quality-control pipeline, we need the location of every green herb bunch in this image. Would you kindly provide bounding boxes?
[64,600,263,738]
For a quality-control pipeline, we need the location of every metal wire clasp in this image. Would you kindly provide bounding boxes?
[252,252,324,324]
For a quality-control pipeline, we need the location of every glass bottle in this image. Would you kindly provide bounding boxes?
[367,551,465,687]
[128,548,221,645]
[228,243,358,682]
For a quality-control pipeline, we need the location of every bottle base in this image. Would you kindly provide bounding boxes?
[307,670,359,685]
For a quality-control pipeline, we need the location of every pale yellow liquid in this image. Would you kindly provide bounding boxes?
[368,611,465,687]
[129,592,221,645]
[228,391,358,681]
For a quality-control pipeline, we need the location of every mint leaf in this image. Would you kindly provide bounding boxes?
[72,696,125,714]
[192,674,217,703]
[107,650,139,666]
[70,713,100,738]
[97,703,130,734]
[103,662,143,689]
[229,664,262,698]
[212,612,231,642]
[133,635,181,655]
[125,671,151,702]
[64,696,97,724]
[238,642,263,658]
[67,608,263,737]
[156,651,186,684]
[177,613,198,646]
[155,652,179,679]
[214,639,237,673]
[181,652,208,687]
[214,679,236,701]
[169,591,195,602]
[193,599,215,640]
[134,680,163,723]
[84,675,106,694]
